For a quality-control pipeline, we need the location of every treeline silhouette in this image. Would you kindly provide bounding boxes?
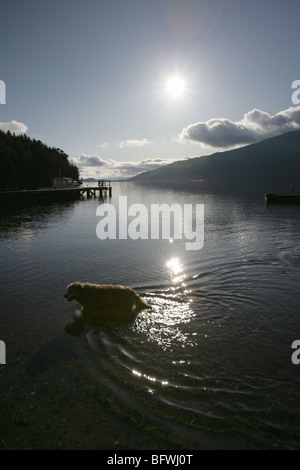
[0,130,79,190]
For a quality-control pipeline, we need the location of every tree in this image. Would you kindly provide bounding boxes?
[0,130,80,189]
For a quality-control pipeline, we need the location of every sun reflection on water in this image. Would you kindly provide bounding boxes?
[166,256,192,297]
[167,257,183,278]
[133,256,197,352]
[167,257,186,286]
[132,368,169,387]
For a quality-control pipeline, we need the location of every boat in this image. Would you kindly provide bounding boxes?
[52,177,80,189]
[264,192,300,204]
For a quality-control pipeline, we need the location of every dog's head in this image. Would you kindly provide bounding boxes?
[64,282,84,302]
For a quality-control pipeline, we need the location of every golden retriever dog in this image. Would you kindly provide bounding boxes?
[64,282,151,325]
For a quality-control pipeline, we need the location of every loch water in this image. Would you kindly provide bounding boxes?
[1,182,300,449]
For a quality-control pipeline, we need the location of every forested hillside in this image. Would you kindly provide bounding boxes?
[0,130,79,190]
[131,130,300,195]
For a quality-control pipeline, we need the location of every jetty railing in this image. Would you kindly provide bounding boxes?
[80,181,112,198]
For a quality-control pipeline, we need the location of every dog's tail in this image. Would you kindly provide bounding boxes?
[136,295,152,311]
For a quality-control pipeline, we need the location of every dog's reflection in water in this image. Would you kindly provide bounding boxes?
[64,282,151,336]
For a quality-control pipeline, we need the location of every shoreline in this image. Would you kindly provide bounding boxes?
[0,329,185,450]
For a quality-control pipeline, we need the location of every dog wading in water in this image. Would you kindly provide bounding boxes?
[64,282,151,329]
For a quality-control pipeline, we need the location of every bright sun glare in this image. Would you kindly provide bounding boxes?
[166,76,185,98]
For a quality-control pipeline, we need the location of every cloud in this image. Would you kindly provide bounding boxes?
[100,141,109,148]
[180,106,300,148]
[0,120,28,134]
[76,154,109,167]
[73,154,189,179]
[119,138,152,148]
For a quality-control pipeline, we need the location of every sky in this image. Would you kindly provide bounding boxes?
[1,0,300,180]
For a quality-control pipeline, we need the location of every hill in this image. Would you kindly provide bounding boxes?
[0,130,79,190]
[131,130,300,195]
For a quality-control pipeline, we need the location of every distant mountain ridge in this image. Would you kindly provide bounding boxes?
[130,130,300,195]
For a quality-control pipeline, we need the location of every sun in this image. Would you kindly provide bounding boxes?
[166,76,185,98]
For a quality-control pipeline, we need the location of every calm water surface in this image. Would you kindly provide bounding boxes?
[1,182,300,449]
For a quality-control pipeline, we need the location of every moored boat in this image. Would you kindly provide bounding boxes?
[264,192,300,204]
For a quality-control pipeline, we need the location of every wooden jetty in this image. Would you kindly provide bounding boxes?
[82,181,112,199]
[0,181,112,208]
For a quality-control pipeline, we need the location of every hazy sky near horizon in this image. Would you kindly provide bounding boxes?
[1,0,300,179]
